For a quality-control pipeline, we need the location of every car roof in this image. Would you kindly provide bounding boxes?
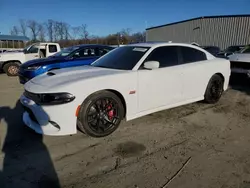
[74,44,114,48]
[201,45,220,48]
[125,42,203,48]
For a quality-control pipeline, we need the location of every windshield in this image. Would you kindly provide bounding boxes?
[23,44,33,53]
[91,46,150,70]
[52,46,80,57]
[240,45,250,53]
[225,46,244,53]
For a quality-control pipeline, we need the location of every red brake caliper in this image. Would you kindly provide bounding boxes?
[107,105,114,120]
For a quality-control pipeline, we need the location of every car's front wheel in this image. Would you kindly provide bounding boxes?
[3,62,20,76]
[204,74,224,104]
[77,91,124,137]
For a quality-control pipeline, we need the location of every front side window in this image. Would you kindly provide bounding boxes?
[26,45,39,53]
[144,46,179,68]
[53,46,80,57]
[71,48,97,58]
[92,46,150,70]
[180,46,207,64]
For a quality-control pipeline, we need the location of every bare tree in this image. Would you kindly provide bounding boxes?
[27,20,40,41]
[54,21,70,40]
[10,26,19,35]
[38,24,46,41]
[79,24,89,40]
[121,28,132,36]
[45,19,54,42]
[63,22,71,40]
[119,28,132,44]
[131,31,146,43]
[19,19,27,36]
[54,21,63,40]
[71,26,80,40]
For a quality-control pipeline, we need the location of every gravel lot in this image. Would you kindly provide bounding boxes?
[1,73,250,188]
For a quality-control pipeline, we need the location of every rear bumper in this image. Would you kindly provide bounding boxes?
[20,95,77,136]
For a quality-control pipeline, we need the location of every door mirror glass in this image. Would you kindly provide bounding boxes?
[143,61,159,70]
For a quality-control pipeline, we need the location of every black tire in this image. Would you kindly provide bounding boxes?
[3,62,20,76]
[77,91,125,137]
[204,74,224,104]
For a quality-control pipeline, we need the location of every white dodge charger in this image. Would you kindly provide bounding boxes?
[20,42,230,137]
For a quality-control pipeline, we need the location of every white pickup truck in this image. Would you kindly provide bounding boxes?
[0,42,61,76]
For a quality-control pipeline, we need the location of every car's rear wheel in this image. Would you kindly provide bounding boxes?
[77,91,124,137]
[204,74,224,104]
[3,62,20,76]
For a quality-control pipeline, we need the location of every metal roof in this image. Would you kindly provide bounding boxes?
[146,14,250,30]
[0,35,29,41]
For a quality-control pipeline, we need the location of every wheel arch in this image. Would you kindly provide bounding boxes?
[2,60,22,68]
[214,72,225,83]
[106,89,127,118]
[81,89,127,118]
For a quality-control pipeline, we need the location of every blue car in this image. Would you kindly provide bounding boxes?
[18,44,114,84]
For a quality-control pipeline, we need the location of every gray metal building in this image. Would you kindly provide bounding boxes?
[146,15,250,50]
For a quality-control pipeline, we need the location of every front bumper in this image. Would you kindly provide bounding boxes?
[18,68,34,84]
[18,73,30,84]
[231,68,250,74]
[230,61,250,76]
[20,95,78,136]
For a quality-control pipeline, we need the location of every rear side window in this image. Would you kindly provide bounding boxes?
[72,48,97,58]
[99,48,112,56]
[49,45,58,53]
[145,46,179,68]
[180,47,207,64]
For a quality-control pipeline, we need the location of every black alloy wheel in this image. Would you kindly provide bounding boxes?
[77,91,124,137]
[204,74,224,104]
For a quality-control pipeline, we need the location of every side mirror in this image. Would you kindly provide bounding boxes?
[143,61,160,70]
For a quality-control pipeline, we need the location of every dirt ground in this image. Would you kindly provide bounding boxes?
[1,73,250,188]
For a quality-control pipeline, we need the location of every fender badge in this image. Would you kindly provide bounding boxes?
[129,90,136,94]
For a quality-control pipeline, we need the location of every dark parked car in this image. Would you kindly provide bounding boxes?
[217,45,245,58]
[201,46,221,57]
[18,44,114,84]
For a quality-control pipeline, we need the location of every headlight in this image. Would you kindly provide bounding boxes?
[24,91,75,105]
[25,65,41,70]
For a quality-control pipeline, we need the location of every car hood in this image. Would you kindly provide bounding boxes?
[0,51,24,56]
[21,56,66,68]
[25,66,126,91]
[0,52,24,60]
[228,53,250,62]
